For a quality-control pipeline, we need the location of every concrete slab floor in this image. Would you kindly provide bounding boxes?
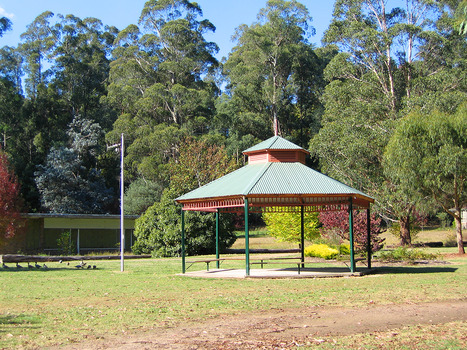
[178,267,376,279]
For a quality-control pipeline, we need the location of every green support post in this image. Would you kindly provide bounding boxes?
[300,206,305,268]
[349,198,355,273]
[245,198,250,276]
[216,209,220,269]
[367,208,372,269]
[181,209,186,274]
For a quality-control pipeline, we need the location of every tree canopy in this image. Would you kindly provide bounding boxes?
[222,0,324,147]
[35,116,113,214]
[0,0,466,255]
[0,17,12,38]
[263,211,320,243]
[132,137,237,256]
[310,0,466,246]
[384,104,466,254]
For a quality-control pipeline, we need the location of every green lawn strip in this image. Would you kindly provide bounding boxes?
[1,255,466,348]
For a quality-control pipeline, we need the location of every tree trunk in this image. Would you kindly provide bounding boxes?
[399,215,411,246]
[455,215,465,254]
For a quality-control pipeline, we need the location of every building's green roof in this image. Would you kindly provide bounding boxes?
[176,162,371,201]
[243,136,307,153]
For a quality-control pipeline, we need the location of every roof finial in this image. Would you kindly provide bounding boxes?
[273,116,279,136]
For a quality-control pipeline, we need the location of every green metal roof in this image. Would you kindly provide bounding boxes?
[176,163,269,200]
[176,162,372,201]
[243,136,307,153]
[176,136,374,209]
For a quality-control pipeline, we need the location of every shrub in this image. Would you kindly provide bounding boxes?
[339,243,350,255]
[57,231,74,255]
[304,244,339,260]
[124,178,163,215]
[133,138,239,257]
[132,188,237,257]
[262,210,320,243]
[443,232,457,247]
[0,151,23,239]
[319,210,385,254]
[377,247,439,262]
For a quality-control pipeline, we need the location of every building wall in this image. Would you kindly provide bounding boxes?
[0,215,138,254]
[41,228,135,254]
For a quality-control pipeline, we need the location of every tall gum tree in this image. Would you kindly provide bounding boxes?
[405,0,467,115]
[138,0,219,126]
[222,0,323,146]
[0,46,23,93]
[52,15,117,127]
[311,0,443,245]
[19,11,59,99]
[105,0,219,182]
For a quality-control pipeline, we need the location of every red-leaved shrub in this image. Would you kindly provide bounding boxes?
[319,210,385,254]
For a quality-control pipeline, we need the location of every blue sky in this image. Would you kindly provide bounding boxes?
[0,0,334,59]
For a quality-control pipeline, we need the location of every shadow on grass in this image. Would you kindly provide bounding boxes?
[376,266,458,274]
[235,233,269,239]
[0,314,41,326]
[0,267,100,273]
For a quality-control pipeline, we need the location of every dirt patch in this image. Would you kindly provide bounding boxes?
[50,300,467,349]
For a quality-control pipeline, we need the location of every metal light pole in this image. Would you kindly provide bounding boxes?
[108,134,125,272]
[120,133,124,272]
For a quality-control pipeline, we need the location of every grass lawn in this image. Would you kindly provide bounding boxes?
[1,227,466,349]
[381,226,456,247]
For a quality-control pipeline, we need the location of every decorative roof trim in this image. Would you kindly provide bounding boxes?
[178,193,373,212]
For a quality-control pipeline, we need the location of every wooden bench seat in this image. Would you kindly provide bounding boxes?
[250,259,305,274]
[341,257,368,269]
[186,258,225,271]
[250,256,302,268]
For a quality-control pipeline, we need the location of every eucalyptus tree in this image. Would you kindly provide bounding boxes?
[106,0,219,182]
[384,105,466,254]
[0,46,23,152]
[456,0,467,34]
[222,0,323,145]
[52,15,118,128]
[0,17,12,38]
[322,0,439,115]
[310,0,444,245]
[405,0,467,115]
[16,12,64,191]
[0,78,22,151]
[19,11,59,99]
[0,46,23,92]
[138,0,218,126]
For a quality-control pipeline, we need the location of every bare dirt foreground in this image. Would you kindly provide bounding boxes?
[51,300,467,349]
